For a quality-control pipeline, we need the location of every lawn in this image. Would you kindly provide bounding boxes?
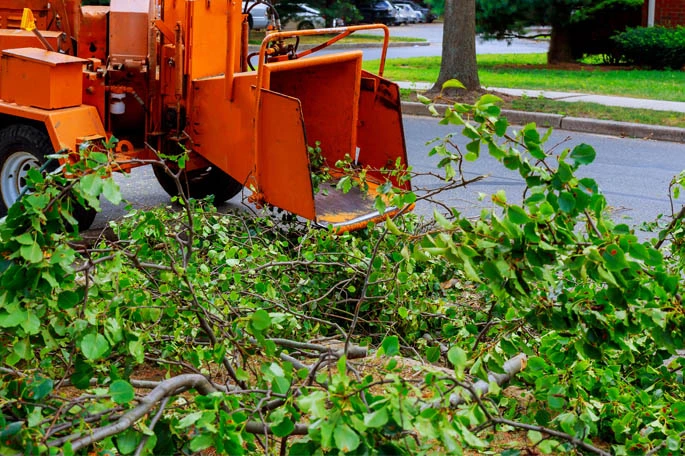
[364,54,685,102]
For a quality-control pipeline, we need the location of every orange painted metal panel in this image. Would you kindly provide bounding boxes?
[187,0,229,80]
[0,1,48,29]
[257,89,315,220]
[0,30,61,52]
[82,68,106,124]
[0,48,85,110]
[357,71,411,190]
[0,101,105,152]
[109,0,150,65]
[189,73,258,187]
[44,105,107,151]
[78,6,108,61]
[263,51,362,169]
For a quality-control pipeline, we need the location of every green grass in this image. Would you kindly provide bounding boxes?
[511,98,685,128]
[399,89,685,128]
[248,31,426,45]
[366,54,685,102]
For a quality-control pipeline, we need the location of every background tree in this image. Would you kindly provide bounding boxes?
[476,0,643,63]
[431,0,480,92]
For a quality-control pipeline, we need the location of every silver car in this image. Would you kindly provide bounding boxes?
[243,1,270,29]
[394,4,411,25]
[397,3,422,23]
[284,4,345,30]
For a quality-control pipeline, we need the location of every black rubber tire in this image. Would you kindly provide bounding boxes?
[297,20,315,30]
[153,158,243,204]
[0,124,97,230]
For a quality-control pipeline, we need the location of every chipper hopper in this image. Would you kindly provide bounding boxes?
[0,0,411,231]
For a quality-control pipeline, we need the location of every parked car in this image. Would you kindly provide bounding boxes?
[284,4,344,30]
[357,0,398,26]
[394,0,435,22]
[243,1,271,29]
[396,3,420,23]
[394,4,411,25]
[394,2,424,22]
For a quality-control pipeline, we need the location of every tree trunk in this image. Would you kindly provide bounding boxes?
[547,24,575,64]
[431,0,480,92]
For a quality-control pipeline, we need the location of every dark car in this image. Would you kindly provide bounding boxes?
[357,0,398,25]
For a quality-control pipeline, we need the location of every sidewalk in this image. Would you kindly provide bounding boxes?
[397,81,685,143]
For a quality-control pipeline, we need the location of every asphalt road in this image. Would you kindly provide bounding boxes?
[92,116,685,236]
[323,22,550,59]
[403,115,685,230]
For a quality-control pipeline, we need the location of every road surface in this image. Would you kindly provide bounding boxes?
[323,22,550,59]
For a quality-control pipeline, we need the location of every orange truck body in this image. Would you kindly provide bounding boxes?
[0,0,410,231]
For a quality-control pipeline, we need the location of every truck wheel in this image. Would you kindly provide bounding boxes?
[0,124,96,230]
[153,163,243,204]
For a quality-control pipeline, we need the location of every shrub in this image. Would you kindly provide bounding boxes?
[613,25,685,69]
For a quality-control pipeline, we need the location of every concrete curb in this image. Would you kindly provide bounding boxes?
[401,101,685,143]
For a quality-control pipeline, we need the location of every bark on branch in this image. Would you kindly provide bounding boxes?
[50,374,307,452]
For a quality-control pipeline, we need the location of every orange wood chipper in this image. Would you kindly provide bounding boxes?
[0,0,410,231]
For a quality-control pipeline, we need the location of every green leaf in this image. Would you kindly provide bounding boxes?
[251,309,271,331]
[364,408,389,428]
[460,426,487,448]
[128,339,145,364]
[426,346,441,363]
[110,380,135,405]
[494,118,508,137]
[102,178,122,205]
[447,346,467,379]
[20,311,40,335]
[177,411,203,429]
[116,429,140,455]
[27,406,43,428]
[547,386,566,410]
[81,333,110,361]
[13,337,32,361]
[58,290,80,310]
[558,191,576,213]
[29,376,53,401]
[333,425,360,452]
[20,242,43,264]
[417,93,431,105]
[337,176,352,193]
[0,421,23,439]
[433,209,453,229]
[507,205,531,224]
[271,417,295,437]
[0,306,26,328]
[381,335,399,356]
[189,433,214,452]
[527,430,543,444]
[272,376,291,395]
[442,79,465,90]
[556,161,574,183]
[570,143,596,166]
[79,173,103,196]
[671,401,685,419]
[71,358,94,389]
[602,244,629,271]
[13,233,35,245]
